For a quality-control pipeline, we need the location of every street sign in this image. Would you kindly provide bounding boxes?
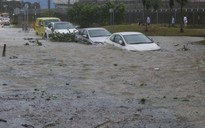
[14,8,20,15]
[25,4,29,9]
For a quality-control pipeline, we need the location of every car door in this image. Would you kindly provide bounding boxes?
[77,29,85,42]
[82,30,91,44]
[38,20,46,36]
[75,29,83,42]
[111,34,125,49]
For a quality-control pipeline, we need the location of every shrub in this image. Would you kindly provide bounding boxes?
[50,32,76,42]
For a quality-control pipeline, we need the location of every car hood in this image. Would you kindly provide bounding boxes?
[126,43,160,51]
[54,29,77,34]
[90,36,109,44]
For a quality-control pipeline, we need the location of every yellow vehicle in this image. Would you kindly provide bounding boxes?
[34,17,61,37]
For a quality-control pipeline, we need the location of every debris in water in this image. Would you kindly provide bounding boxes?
[0,119,7,123]
[140,98,146,104]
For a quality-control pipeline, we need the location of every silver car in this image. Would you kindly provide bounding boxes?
[45,21,78,38]
[75,27,111,45]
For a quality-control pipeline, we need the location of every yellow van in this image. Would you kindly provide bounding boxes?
[34,17,61,37]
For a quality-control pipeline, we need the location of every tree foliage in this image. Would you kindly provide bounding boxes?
[68,1,126,27]
[169,0,174,10]
[40,9,57,17]
[151,0,161,10]
[142,0,161,10]
[175,0,188,7]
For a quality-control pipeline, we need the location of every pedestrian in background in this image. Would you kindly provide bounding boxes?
[147,16,150,25]
[183,16,188,27]
[171,16,175,27]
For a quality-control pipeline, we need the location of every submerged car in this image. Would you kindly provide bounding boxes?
[105,32,160,51]
[45,21,78,38]
[75,27,111,45]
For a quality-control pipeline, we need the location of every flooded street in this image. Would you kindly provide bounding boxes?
[0,27,205,128]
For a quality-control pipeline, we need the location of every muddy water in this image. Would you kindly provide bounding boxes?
[0,27,205,128]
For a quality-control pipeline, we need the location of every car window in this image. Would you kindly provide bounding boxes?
[38,20,43,26]
[88,29,111,37]
[109,35,115,41]
[113,35,123,44]
[78,30,82,35]
[54,22,75,29]
[123,34,152,44]
[82,30,88,35]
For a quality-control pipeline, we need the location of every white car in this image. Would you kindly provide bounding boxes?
[45,21,78,38]
[0,17,10,25]
[75,27,111,45]
[105,32,160,51]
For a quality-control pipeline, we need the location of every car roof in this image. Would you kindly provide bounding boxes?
[50,21,71,24]
[83,27,107,30]
[113,32,143,35]
[36,17,60,20]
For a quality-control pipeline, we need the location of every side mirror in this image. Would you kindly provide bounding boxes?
[83,34,88,38]
[119,40,125,46]
[75,25,80,29]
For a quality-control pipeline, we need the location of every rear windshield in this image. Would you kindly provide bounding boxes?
[45,19,60,26]
[88,29,111,37]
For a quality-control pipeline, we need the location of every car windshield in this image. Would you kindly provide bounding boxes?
[54,22,75,29]
[88,29,111,37]
[45,19,60,26]
[123,34,153,44]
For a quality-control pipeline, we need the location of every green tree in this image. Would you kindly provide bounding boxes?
[176,0,188,32]
[151,0,161,10]
[169,0,174,9]
[68,3,99,27]
[40,9,56,17]
[100,1,115,25]
[68,1,126,27]
[114,3,126,24]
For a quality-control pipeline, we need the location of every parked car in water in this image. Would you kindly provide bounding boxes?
[105,32,160,51]
[45,21,78,38]
[0,17,10,25]
[34,17,61,37]
[75,27,111,45]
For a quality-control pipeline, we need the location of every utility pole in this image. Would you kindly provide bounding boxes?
[48,0,50,17]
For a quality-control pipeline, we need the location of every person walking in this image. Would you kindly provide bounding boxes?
[171,16,175,27]
[183,16,188,27]
[147,16,150,25]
